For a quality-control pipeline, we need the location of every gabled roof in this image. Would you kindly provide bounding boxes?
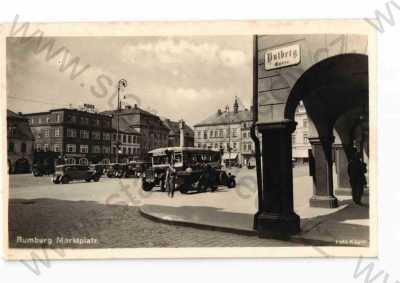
[7,109,34,140]
[162,119,194,138]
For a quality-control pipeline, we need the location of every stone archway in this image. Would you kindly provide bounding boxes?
[254,52,369,237]
[285,53,368,208]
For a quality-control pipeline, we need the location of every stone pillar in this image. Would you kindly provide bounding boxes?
[333,144,352,195]
[309,136,338,208]
[255,120,300,238]
[179,120,185,147]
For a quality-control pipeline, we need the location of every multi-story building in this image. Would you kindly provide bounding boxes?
[7,110,34,173]
[194,98,255,166]
[162,118,194,147]
[194,98,311,166]
[292,102,311,164]
[110,115,141,162]
[24,106,113,165]
[102,104,169,160]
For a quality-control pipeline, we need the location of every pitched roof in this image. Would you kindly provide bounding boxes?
[7,109,34,140]
[194,109,252,127]
[162,119,194,138]
[111,116,140,135]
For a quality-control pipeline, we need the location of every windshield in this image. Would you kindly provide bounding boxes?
[153,155,169,165]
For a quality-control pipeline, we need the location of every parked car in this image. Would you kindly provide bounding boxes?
[52,164,102,184]
[32,162,54,176]
[142,147,236,193]
[131,160,152,178]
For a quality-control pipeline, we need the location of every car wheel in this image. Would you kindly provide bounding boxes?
[61,176,70,184]
[227,178,236,188]
[142,181,154,191]
[93,176,100,182]
[85,178,91,182]
[53,177,60,184]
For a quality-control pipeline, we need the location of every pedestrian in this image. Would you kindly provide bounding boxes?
[165,152,176,198]
[348,148,367,205]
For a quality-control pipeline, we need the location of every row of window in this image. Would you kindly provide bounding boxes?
[8,142,29,153]
[30,114,111,128]
[113,133,140,144]
[36,143,111,154]
[196,128,240,139]
[112,146,140,156]
[292,132,309,145]
[196,142,239,150]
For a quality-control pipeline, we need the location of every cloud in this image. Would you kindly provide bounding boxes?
[122,38,248,68]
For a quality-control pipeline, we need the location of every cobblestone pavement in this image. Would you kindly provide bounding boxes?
[8,198,300,248]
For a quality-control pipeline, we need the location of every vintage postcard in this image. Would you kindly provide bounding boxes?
[1,19,377,259]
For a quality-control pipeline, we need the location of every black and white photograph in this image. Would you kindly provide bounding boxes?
[3,21,377,259]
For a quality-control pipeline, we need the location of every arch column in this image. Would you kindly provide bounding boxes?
[255,120,300,238]
[333,144,352,195]
[309,136,338,208]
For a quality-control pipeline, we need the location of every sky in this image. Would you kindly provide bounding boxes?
[7,36,253,126]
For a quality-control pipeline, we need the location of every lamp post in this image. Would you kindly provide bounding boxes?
[116,79,127,163]
[225,105,231,168]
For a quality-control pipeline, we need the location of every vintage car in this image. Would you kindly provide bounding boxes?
[105,163,137,178]
[52,164,102,184]
[131,160,151,178]
[141,147,236,193]
[32,162,54,176]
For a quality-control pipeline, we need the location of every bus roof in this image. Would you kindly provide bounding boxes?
[148,146,220,155]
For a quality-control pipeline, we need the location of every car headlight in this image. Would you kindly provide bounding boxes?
[185,167,192,173]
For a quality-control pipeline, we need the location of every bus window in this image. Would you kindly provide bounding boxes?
[174,153,182,164]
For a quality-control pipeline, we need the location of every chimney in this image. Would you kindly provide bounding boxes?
[217,109,222,116]
[179,119,185,147]
[134,104,138,109]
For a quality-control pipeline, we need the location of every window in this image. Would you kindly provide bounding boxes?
[219,129,223,137]
[8,142,15,153]
[54,128,61,137]
[113,134,117,141]
[292,134,296,145]
[31,118,35,125]
[243,132,247,138]
[56,114,61,123]
[46,116,50,123]
[103,132,111,141]
[81,117,89,125]
[66,144,76,153]
[92,131,101,140]
[233,142,237,149]
[79,158,89,165]
[232,128,237,138]
[80,130,89,139]
[44,129,50,137]
[123,134,127,143]
[38,117,42,124]
[80,144,89,153]
[203,130,208,139]
[54,144,61,152]
[8,126,16,137]
[102,146,110,154]
[66,158,76,165]
[71,115,77,123]
[92,145,101,153]
[36,144,42,151]
[303,132,309,144]
[67,128,77,138]
[43,144,49,151]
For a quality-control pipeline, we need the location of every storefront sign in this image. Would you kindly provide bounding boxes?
[265,44,301,70]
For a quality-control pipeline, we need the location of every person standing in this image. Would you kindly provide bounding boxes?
[348,149,367,205]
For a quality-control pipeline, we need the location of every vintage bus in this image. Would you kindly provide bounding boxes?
[141,147,236,193]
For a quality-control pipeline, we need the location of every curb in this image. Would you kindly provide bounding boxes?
[139,206,257,236]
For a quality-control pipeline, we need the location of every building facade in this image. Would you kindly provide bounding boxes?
[110,114,141,163]
[162,118,194,147]
[24,107,113,165]
[102,104,169,160]
[7,110,34,173]
[292,102,311,164]
[194,98,311,166]
[194,98,255,166]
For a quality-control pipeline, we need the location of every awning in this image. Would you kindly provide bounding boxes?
[222,153,238,160]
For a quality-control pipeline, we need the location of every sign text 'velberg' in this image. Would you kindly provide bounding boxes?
[265,44,301,70]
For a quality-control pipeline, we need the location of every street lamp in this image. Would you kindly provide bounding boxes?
[225,105,231,168]
[116,79,127,163]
